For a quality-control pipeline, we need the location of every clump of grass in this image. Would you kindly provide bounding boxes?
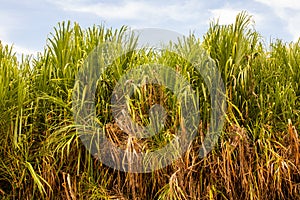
[0,12,299,199]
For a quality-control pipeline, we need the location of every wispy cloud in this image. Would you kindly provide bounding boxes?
[0,11,36,57]
[254,0,300,40]
[13,44,38,56]
[0,11,19,41]
[0,0,298,57]
[46,0,215,37]
[209,7,241,25]
[208,5,263,25]
[254,0,300,10]
[49,0,206,22]
[0,39,39,61]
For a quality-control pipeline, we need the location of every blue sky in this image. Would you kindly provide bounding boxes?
[0,0,299,57]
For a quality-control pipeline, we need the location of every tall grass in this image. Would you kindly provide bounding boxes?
[0,12,299,199]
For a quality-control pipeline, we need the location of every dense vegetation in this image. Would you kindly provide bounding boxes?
[0,12,299,199]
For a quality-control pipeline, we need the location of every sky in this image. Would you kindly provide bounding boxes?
[0,0,299,57]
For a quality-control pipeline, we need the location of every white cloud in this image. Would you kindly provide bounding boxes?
[48,0,205,22]
[1,40,38,59]
[209,7,242,25]
[286,14,300,41]
[254,0,300,10]
[208,5,263,26]
[0,28,8,42]
[0,12,17,41]
[13,44,38,56]
[0,10,38,56]
[1,0,297,56]
[45,0,214,38]
[254,0,300,40]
